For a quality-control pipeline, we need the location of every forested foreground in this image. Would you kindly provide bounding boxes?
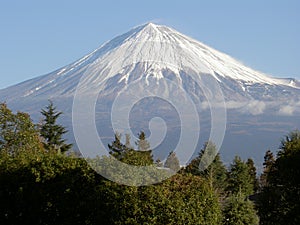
[0,102,299,225]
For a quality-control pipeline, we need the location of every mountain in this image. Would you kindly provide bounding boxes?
[1,23,300,166]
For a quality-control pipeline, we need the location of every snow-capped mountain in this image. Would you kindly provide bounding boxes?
[1,23,300,165]
[1,23,299,102]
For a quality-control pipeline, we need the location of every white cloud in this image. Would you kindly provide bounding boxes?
[278,105,294,116]
[245,100,266,115]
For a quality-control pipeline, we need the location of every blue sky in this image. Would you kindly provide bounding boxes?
[0,0,299,89]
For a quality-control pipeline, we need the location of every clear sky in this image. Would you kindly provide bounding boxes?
[0,0,299,89]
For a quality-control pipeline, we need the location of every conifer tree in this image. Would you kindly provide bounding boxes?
[108,131,154,165]
[135,131,150,151]
[259,150,276,188]
[227,156,254,196]
[108,132,127,159]
[223,192,259,225]
[258,131,300,224]
[134,131,153,164]
[185,141,227,192]
[40,101,72,153]
[246,158,259,192]
[164,151,180,172]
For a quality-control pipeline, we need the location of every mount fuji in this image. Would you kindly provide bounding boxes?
[1,23,300,166]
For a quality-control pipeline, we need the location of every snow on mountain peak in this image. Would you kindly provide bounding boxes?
[72,22,295,88]
[1,23,299,101]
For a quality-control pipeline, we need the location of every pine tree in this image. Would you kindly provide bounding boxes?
[164,151,180,172]
[258,131,300,224]
[40,101,72,153]
[260,150,276,188]
[108,131,154,165]
[125,133,132,149]
[108,132,128,159]
[223,192,259,225]
[134,131,153,164]
[246,158,259,192]
[185,141,228,192]
[227,156,254,196]
[135,131,150,151]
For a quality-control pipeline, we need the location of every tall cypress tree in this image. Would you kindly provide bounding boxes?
[40,101,72,153]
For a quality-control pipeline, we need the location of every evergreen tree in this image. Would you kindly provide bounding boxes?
[108,131,154,165]
[108,132,128,159]
[40,101,72,153]
[246,158,259,192]
[164,151,180,172]
[134,131,153,164]
[135,131,150,151]
[258,130,300,224]
[227,156,254,196]
[125,133,132,149]
[185,141,228,192]
[223,192,259,225]
[259,150,276,188]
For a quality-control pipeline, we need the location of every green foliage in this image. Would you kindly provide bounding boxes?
[258,130,300,224]
[0,150,102,225]
[222,192,259,225]
[108,131,153,166]
[40,100,72,153]
[164,151,180,172]
[246,158,259,192]
[0,148,222,224]
[3,103,300,225]
[99,174,222,225]
[227,156,254,196]
[108,132,127,159]
[185,142,228,192]
[135,131,150,151]
[0,103,43,154]
[259,150,276,188]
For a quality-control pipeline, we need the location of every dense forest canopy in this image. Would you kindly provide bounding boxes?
[0,102,299,224]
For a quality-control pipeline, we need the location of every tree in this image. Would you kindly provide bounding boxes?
[223,192,259,225]
[125,133,132,149]
[164,151,180,172]
[0,103,42,154]
[134,131,153,164]
[227,156,254,196]
[108,132,127,160]
[246,158,259,192]
[185,141,228,192]
[0,149,102,225]
[99,174,222,225]
[40,101,72,153]
[258,130,300,225]
[135,131,150,151]
[108,131,154,166]
[259,150,275,188]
